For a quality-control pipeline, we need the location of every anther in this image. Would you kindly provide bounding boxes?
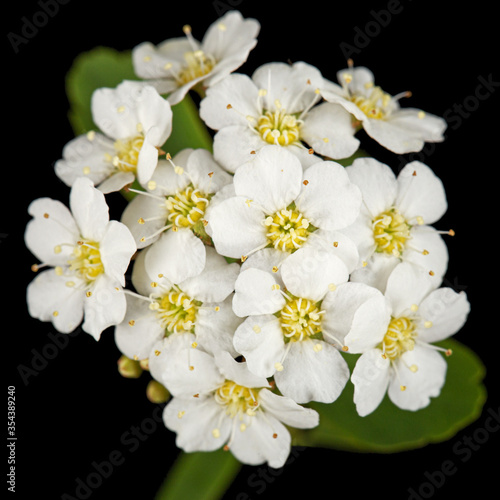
[129,320,135,326]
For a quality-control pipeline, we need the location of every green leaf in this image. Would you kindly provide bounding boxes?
[65,46,212,151]
[66,46,139,135]
[155,450,241,500]
[297,339,486,453]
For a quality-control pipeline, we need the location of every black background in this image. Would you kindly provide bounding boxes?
[5,0,498,499]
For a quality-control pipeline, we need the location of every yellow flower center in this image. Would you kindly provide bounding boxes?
[350,84,392,120]
[67,240,104,283]
[165,187,210,229]
[153,288,199,334]
[178,50,216,85]
[214,381,260,419]
[265,207,312,252]
[257,109,302,146]
[279,295,323,342]
[112,136,144,173]
[381,317,417,360]
[373,208,411,257]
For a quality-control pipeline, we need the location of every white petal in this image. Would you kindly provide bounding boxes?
[233,268,285,317]
[135,85,173,146]
[296,160,362,231]
[25,198,79,266]
[402,225,449,282]
[195,295,243,357]
[212,126,267,174]
[252,61,324,113]
[228,412,290,468]
[351,348,391,417]
[322,282,390,351]
[164,396,231,452]
[200,73,259,130]
[345,157,397,218]
[91,82,141,139]
[97,172,135,194]
[120,189,167,249]
[274,340,350,404]
[240,247,288,287]
[148,155,192,195]
[214,351,270,389]
[136,132,161,186]
[384,262,436,317]
[258,389,319,429]
[418,288,470,343]
[233,315,285,378]
[144,229,206,284]
[26,269,84,333]
[69,177,109,241]
[396,161,447,224]
[82,275,127,340]
[342,294,391,354]
[114,294,164,360]
[309,229,360,274]
[179,246,240,303]
[207,196,267,259]
[301,102,360,159]
[202,10,260,63]
[149,334,225,397]
[186,148,233,194]
[54,133,115,188]
[233,145,303,214]
[99,221,136,286]
[349,252,400,293]
[280,244,349,302]
[388,346,447,411]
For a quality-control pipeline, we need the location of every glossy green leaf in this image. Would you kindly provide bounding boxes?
[296,339,486,453]
[155,449,241,500]
[66,46,138,135]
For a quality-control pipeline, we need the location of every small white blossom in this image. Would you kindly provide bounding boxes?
[132,10,260,105]
[25,177,137,339]
[153,350,319,468]
[114,243,241,361]
[121,148,232,249]
[55,82,173,193]
[206,145,362,263]
[200,61,360,172]
[341,157,450,292]
[346,262,470,416]
[321,64,447,154]
[232,246,387,404]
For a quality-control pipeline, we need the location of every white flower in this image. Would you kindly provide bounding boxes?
[206,145,362,263]
[153,350,319,468]
[114,243,241,360]
[25,177,137,339]
[341,157,450,292]
[199,61,360,173]
[232,245,386,404]
[132,10,260,105]
[320,64,447,154]
[345,262,470,416]
[121,148,232,250]
[55,82,173,193]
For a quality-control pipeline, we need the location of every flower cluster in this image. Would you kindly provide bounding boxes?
[25,10,470,468]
